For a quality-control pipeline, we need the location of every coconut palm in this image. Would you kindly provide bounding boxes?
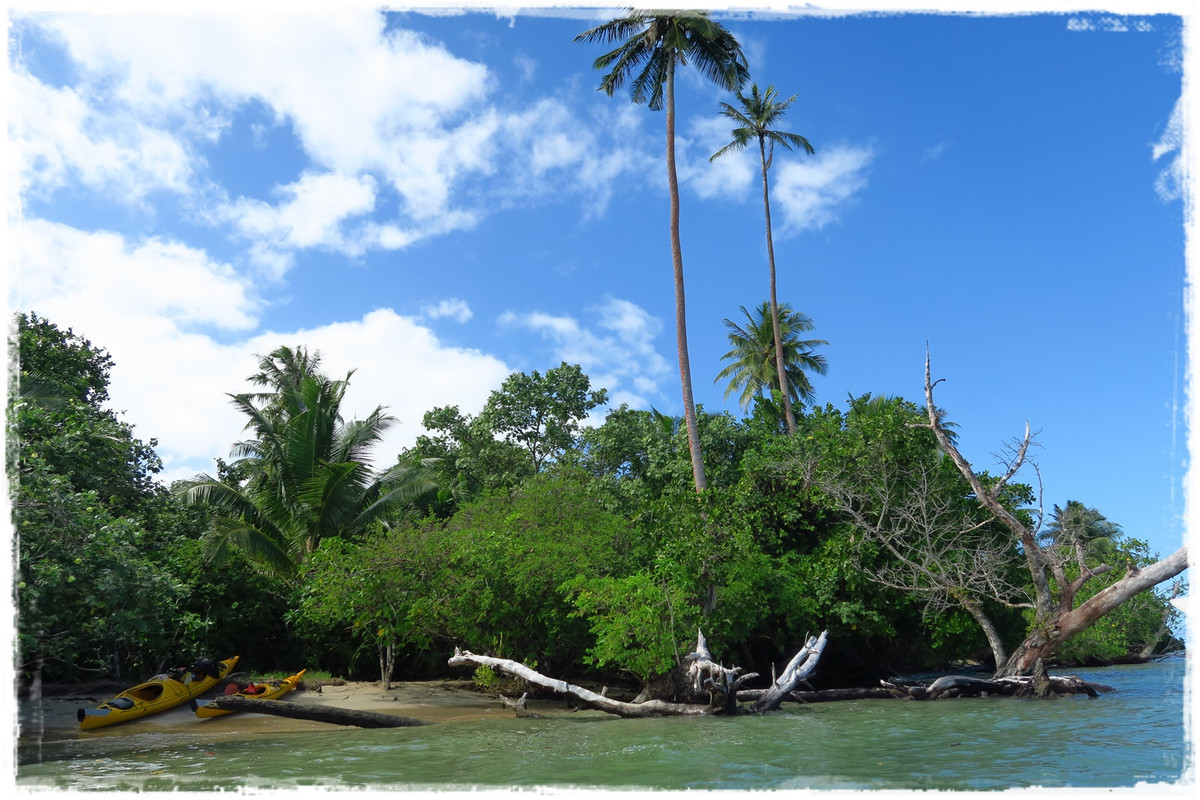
[710,83,814,435]
[716,301,827,413]
[576,9,749,492]
[177,347,435,582]
[1040,500,1122,559]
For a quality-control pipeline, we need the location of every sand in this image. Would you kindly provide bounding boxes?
[16,679,513,741]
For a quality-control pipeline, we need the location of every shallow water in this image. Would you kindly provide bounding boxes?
[16,658,1192,791]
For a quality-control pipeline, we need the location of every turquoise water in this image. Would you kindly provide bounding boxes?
[16,659,1192,791]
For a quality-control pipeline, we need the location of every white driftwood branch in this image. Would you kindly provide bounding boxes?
[448,648,712,717]
[449,630,830,717]
[752,630,829,712]
[685,630,749,697]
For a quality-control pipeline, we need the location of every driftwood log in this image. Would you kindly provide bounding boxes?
[738,686,899,703]
[752,631,829,712]
[193,696,429,727]
[737,680,1111,705]
[448,630,830,717]
[879,671,1112,700]
[738,672,1111,704]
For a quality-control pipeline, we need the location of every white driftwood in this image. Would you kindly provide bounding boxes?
[685,630,744,694]
[683,630,760,712]
[448,648,712,717]
[448,630,831,718]
[751,630,830,712]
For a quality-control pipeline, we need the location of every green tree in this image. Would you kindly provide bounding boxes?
[10,313,197,682]
[711,83,814,435]
[715,301,827,414]
[577,403,752,514]
[293,531,447,688]
[480,362,608,474]
[177,346,434,582]
[11,312,163,512]
[576,9,749,492]
[400,363,607,518]
[402,403,529,517]
[806,395,1031,669]
[296,470,637,682]
[733,398,1029,677]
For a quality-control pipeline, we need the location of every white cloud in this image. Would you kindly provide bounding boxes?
[12,10,661,260]
[515,53,537,82]
[10,219,262,475]
[361,208,482,252]
[9,69,193,202]
[498,296,670,408]
[677,113,870,231]
[12,218,258,333]
[243,309,511,474]
[423,298,474,323]
[680,114,756,200]
[14,9,494,232]
[773,144,874,235]
[921,142,949,163]
[495,98,657,217]
[218,172,379,255]
[9,219,512,483]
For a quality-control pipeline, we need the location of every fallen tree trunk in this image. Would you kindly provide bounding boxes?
[736,671,1111,705]
[752,631,829,712]
[448,649,713,717]
[997,549,1189,677]
[879,672,1111,700]
[448,630,830,717]
[737,686,898,703]
[194,696,429,728]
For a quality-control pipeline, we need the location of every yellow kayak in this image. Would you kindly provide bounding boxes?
[193,669,307,718]
[77,656,239,730]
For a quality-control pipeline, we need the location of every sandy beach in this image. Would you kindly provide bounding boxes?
[17,678,521,742]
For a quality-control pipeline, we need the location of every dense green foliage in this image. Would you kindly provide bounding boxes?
[10,312,1182,692]
[12,314,198,681]
[176,346,435,581]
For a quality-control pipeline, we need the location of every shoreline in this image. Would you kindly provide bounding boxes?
[17,679,519,743]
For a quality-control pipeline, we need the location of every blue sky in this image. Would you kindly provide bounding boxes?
[5,1,1193,562]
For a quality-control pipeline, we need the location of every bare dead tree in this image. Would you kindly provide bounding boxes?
[817,451,1033,670]
[922,350,1189,677]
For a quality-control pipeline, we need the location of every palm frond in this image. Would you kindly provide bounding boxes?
[716,301,828,411]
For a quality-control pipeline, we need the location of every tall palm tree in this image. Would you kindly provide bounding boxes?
[177,347,434,582]
[710,83,813,435]
[716,301,827,413]
[576,9,749,492]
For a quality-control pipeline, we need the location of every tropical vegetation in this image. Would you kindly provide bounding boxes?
[9,10,1186,694]
[175,346,435,582]
[10,311,1183,692]
[716,301,828,415]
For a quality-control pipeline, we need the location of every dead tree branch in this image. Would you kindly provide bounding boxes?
[448,630,829,717]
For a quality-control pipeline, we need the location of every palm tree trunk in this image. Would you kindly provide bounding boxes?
[759,137,796,435]
[666,56,707,492]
